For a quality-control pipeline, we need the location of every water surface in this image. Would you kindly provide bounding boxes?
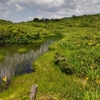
[0,35,62,81]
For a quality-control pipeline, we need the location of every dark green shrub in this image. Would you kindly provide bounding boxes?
[33,33,41,40]
[54,51,74,75]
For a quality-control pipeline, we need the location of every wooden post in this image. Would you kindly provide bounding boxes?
[30,84,38,100]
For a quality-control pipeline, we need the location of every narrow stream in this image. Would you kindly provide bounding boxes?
[0,35,62,89]
[0,40,53,79]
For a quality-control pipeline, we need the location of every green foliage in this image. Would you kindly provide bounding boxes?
[17,48,28,53]
[33,18,39,22]
[0,13,100,100]
[0,24,43,44]
[0,76,10,92]
[0,19,13,25]
[0,54,4,62]
[0,79,7,92]
[83,88,100,100]
[54,51,74,75]
[0,13,100,44]
[33,33,41,40]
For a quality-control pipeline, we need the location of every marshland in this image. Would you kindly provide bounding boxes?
[0,14,100,100]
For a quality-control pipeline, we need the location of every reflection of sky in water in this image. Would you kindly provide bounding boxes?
[0,40,54,80]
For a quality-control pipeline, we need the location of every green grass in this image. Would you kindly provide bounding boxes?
[17,48,28,53]
[0,14,100,100]
[1,27,100,100]
[0,51,84,100]
[0,54,4,62]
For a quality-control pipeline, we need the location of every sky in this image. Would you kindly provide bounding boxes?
[0,0,100,22]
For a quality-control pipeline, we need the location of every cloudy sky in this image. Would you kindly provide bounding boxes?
[0,0,100,22]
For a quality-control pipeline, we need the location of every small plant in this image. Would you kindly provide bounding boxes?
[0,76,9,92]
[18,48,28,53]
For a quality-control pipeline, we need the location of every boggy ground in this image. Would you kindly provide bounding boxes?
[0,14,100,100]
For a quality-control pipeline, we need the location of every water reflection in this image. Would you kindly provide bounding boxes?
[0,39,54,80]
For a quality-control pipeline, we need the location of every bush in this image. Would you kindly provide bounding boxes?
[33,33,41,40]
[54,51,74,75]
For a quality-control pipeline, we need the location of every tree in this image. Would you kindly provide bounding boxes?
[33,18,39,22]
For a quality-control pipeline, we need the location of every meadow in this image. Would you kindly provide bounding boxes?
[0,14,100,100]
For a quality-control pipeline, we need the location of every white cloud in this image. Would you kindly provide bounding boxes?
[0,0,100,22]
[0,3,9,11]
[0,2,12,17]
[9,0,64,11]
[28,16,34,20]
[15,4,25,11]
[0,10,11,17]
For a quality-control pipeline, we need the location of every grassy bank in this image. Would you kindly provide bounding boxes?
[0,27,100,100]
[0,14,100,100]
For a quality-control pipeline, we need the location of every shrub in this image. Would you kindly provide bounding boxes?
[33,33,41,40]
[54,51,74,75]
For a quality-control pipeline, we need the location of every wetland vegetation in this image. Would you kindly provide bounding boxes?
[0,14,100,100]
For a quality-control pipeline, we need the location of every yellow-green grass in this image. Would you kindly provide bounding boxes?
[0,54,4,62]
[17,48,28,53]
[48,27,100,99]
[0,51,86,100]
[1,27,100,100]
[0,17,100,100]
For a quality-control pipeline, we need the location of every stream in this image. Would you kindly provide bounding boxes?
[0,35,62,90]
